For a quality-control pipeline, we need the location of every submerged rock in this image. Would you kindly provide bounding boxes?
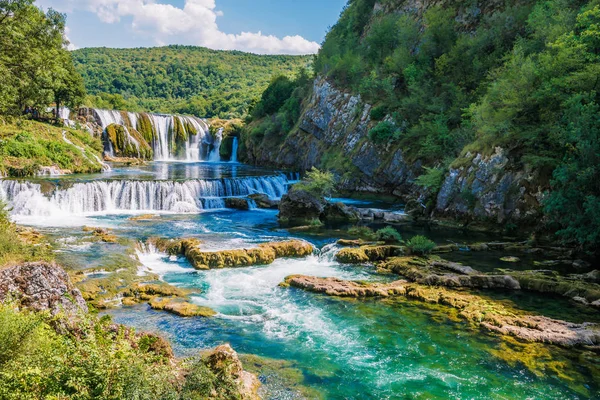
[0,262,87,316]
[500,256,521,263]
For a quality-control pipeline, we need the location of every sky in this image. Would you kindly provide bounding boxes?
[36,0,348,55]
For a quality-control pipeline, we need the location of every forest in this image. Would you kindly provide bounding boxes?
[246,0,600,252]
[73,46,312,119]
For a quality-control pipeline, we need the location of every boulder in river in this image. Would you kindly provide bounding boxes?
[224,197,251,210]
[248,193,279,209]
[278,188,326,224]
[205,344,261,400]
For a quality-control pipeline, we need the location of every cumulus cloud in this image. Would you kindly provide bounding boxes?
[64,26,77,51]
[39,0,320,55]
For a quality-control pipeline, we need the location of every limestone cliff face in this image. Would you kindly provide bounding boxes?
[244,77,544,225]
[434,148,544,224]
[245,78,421,195]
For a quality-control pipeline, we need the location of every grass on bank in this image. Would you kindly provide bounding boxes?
[0,118,104,177]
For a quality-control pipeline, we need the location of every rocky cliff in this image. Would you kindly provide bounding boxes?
[244,77,544,227]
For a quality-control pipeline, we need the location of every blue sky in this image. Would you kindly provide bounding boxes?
[37,0,347,54]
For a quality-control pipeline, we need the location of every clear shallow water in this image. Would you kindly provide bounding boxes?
[2,162,598,399]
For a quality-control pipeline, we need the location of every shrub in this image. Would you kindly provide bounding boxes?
[294,167,337,197]
[415,167,446,193]
[370,105,388,121]
[369,121,398,144]
[376,226,402,243]
[406,235,436,255]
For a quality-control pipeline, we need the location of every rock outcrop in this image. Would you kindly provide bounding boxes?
[282,275,600,347]
[153,238,314,269]
[335,245,403,264]
[278,189,326,223]
[278,188,360,225]
[381,256,521,290]
[0,262,87,316]
[205,344,260,400]
[245,76,542,227]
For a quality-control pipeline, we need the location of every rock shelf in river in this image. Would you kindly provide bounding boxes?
[282,275,600,347]
[152,238,314,269]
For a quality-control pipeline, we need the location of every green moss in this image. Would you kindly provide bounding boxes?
[136,113,155,143]
[105,123,153,159]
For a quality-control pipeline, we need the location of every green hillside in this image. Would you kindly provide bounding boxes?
[72,46,312,119]
[244,0,600,251]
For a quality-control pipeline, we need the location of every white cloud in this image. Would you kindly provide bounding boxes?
[39,0,320,55]
[64,26,77,50]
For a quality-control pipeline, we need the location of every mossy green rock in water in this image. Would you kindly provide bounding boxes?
[105,123,153,159]
[336,245,403,264]
[152,238,314,269]
[149,297,217,317]
[282,275,600,347]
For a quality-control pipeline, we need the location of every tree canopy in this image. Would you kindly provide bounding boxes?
[72,46,311,119]
[0,0,85,116]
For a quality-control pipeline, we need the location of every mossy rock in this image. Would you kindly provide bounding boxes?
[82,226,118,243]
[335,245,402,264]
[105,123,153,159]
[136,113,156,143]
[149,297,216,317]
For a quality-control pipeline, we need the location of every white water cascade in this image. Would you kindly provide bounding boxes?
[91,108,211,162]
[230,137,239,163]
[0,175,289,217]
[208,128,223,162]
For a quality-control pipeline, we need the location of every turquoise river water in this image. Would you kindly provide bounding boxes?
[0,162,598,399]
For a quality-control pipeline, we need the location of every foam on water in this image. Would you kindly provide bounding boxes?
[0,175,289,224]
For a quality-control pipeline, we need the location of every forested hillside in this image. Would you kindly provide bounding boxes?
[73,46,312,119]
[243,0,600,252]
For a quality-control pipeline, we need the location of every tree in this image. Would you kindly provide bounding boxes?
[0,1,86,116]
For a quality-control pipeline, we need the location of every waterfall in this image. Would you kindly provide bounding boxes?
[91,108,211,162]
[95,109,124,127]
[208,128,223,162]
[230,137,239,163]
[0,175,289,217]
[59,107,76,128]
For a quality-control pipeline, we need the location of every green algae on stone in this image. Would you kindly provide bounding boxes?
[152,238,314,270]
[149,297,216,317]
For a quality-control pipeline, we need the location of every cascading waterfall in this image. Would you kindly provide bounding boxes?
[0,175,289,217]
[92,108,212,162]
[230,137,239,163]
[208,128,223,162]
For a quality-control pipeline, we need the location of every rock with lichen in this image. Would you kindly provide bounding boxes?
[0,262,87,316]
